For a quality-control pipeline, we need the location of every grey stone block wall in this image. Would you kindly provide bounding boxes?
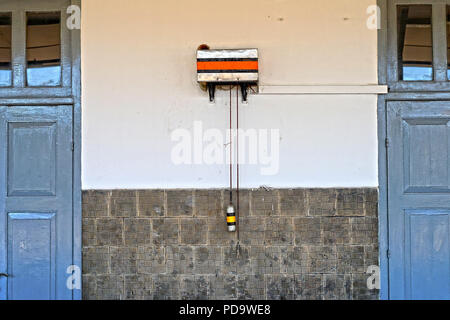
[82,188,379,300]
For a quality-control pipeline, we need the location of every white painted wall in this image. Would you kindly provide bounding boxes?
[81,0,379,189]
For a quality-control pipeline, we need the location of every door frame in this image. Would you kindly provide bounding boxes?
[70,0,82,301]
[0,0,81,300]
[377,0,450,300]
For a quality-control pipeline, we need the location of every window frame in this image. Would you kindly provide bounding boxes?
[0,0,73,98]
[387,0,450,92]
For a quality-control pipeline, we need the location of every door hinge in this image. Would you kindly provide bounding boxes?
[385,138,389,148]
[71,142,74,151]
[387,249,391,259]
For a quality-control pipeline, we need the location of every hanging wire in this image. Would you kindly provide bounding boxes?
[229,87,233,204]
[236,85,241,254]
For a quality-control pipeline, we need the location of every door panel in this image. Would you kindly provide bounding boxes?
[8,122,57,196]
[8,213,56,300]
[388,101,450,300]
[0,105,73,300]
[405,210,449,300]
[403,119,450,193]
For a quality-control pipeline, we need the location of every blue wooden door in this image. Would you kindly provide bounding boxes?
[387,101,450,300]
[0,105,73,300]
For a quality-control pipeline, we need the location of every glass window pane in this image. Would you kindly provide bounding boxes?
[447,6,450,80]
[397,5,433,81]
[0,13,12,87]
[26,12,61,87]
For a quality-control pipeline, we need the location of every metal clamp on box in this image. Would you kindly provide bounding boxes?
[197,48,259,102]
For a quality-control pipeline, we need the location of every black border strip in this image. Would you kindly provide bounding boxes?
[197,70,258,73]
[197,58,258,62]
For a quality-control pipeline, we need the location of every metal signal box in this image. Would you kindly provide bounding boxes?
[197,49,259,83]
[197,49,258,102]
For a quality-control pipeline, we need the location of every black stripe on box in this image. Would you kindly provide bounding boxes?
[197,58,258,62]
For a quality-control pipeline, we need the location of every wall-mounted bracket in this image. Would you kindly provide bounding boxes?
[207,83,216,102]
[241,84,249,102]
[207,83,252,103]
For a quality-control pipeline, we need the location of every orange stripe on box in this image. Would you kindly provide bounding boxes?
[197,61,258,71]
